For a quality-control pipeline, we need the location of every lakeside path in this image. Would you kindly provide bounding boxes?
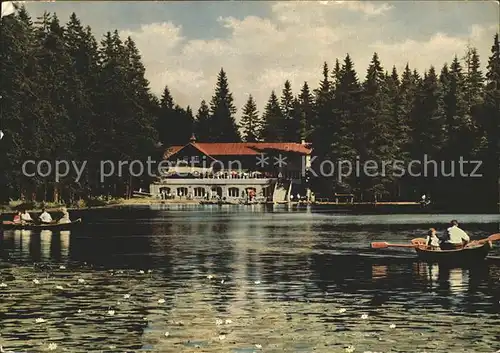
[0,198,201,216]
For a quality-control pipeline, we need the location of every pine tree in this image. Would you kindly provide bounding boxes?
[158,86,192,146]
[398,64,418,158]
[312,62,333,158]
[240,95,261,142]
[158,86,176,146]
[175,105,194,144]
[261,91,284,141]
[464,47,484,111]
[332,54,362,158]
[195,100,211,142]
[386,66,409,158]
[34,12,76,201]
[439,57,469,158]
[359,52,396,199]
[280,80,297,141]
[411,66,445,159]
[481,33,500,209]
[327,54,363,193]
[0,6,41,201]
[332,59,342,89]
[297,82,314,141]
[208,68,240,142]
[64,13,101,200]
[463,47,485,156]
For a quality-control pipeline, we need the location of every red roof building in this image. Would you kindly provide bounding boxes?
[150,136,313,203]
[164,141,312,159]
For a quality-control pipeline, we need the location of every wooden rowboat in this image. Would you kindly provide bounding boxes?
[411,239,492,264]
[371,234,499,266]
[1,218,82,231]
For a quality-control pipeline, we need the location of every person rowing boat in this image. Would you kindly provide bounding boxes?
[39,208,53,224]
[440,220,470,250]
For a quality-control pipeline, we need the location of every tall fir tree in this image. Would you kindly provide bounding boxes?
[240,95,262,142]
[208,68,240,142]
[312,62,334,158]
[64,13,101,199]
[482,34,500,209]
[398,64,418,159]
[411,66,445,159]
[0,6,42,201]
[332,54,362,160]
[195,100,211,142]
[327,55,362,193]
[158,86,192,146]
[261,91,284,141]
[439,57,469,158]
[297,82,314,141]
[280,80,298,141]
[34,13,76,201]
[359,53,396,199]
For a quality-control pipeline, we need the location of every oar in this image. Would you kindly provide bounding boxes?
[371,242,418,249]
[475,233,500,245]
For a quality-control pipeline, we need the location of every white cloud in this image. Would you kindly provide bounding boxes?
[119,1,497,120]
[325,0,394,16]
[370,25,497,72]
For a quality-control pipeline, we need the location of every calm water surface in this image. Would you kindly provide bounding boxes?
[1,205,499,353]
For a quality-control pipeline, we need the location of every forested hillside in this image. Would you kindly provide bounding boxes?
[0,8,498,210]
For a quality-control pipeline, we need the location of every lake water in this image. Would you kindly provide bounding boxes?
[1,205,499,353]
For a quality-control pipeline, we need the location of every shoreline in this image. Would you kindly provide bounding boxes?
[1,198,498,215]
[0,198,201,215]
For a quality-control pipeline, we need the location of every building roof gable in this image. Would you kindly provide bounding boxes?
[164,142,312,159]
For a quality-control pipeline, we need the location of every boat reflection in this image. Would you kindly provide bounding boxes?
[40,230,52,261]
[371,264,388,279]
[414,262,468,291]
[0,229,72,263]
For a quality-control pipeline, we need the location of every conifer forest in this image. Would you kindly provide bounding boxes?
[0,8,499,211]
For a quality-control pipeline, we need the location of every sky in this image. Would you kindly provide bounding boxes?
[19,1,500,118]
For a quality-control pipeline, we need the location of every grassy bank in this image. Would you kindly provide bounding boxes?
[0,197,125,214]
[0,197,204,215]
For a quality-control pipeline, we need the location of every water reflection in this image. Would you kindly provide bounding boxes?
[0,229,72,263]
[0,208,499,352]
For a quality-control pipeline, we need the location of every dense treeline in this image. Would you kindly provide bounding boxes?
[0,8,498,210]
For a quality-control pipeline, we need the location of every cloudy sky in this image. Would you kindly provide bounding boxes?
[23,1,499,118]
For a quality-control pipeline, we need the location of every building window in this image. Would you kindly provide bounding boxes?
[177,187,188,197]
[228,187,239,198]
[194,187,205,197]
[191,156,199,163]
[211,186,223,198]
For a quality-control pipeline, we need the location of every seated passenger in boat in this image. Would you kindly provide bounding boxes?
[39,209,53,224]
[440,220,470,250]
[58,207,71,224]
[13,211,23,224]
[21,210,34,223]
[426,228,441,250]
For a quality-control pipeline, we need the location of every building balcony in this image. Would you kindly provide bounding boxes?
[154,178,277,185]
